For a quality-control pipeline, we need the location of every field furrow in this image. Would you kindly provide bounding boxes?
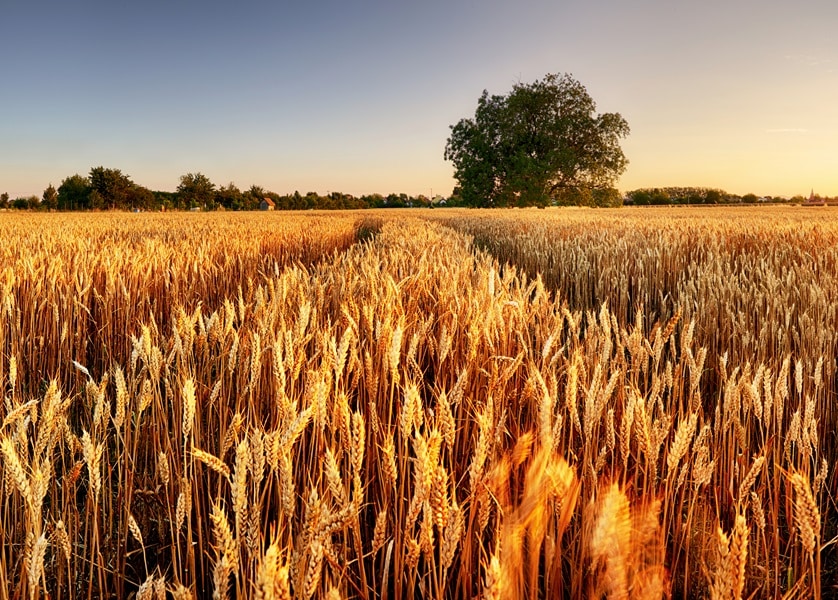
[0,211,834,599]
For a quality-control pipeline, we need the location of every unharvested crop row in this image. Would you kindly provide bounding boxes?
[0,214,830,598]
[0,212,363,395]
[432,207,838,439]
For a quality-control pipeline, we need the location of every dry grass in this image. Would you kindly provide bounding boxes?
[0,207,834,599]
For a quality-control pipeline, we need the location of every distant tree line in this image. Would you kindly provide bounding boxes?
[624,187,816,205]
[2,168,825,212]
[0,167,459,212]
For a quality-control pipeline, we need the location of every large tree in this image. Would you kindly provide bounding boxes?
[42,184,58,210]
[89,167,134,209]
[57,174,92,210]
[177,172,216,209]
[127,185,155,210]
[444,73,629,207]
[215,182,244,210]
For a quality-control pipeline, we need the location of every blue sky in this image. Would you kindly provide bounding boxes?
[2,0,837,198]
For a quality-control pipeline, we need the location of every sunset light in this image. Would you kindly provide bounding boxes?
[2,1,836,198]
[2,3,838,597]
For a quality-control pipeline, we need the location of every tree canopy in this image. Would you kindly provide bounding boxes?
[444,73,629,207]
[177,172,216,209]
[21,168,456,211]
[57,174,92,211]
[625,187,739,205]
[41,184,58,210]
[89,167,134,209]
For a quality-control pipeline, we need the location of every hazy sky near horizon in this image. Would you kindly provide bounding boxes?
[2,0,837,198]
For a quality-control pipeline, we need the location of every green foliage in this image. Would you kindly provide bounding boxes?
[12,196,38,209]
[592,187,623,207]
[552,187,621,207]
[215,182,244,210]
[127,185,155,210]
[90,167,135,209]
[177,172,216,209]
[153,191,178,209]
[444,73,629,207]
[57,175,92,210]
[42,184,58,210]
[55,170,156,211]
[704,189,722,204]
[626,187,731,205]
[33,166,459,211]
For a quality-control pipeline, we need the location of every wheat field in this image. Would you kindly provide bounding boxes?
[0,207,834,599]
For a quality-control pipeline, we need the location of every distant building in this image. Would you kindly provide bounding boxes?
[260,198,275,211]
[806,189,826,206]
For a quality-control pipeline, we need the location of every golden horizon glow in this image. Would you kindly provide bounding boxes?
[1,2,836,200]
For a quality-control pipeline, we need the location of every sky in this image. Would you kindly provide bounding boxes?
[2,0,837,199]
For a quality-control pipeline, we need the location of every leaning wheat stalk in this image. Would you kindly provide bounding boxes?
[789,469,821,596]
